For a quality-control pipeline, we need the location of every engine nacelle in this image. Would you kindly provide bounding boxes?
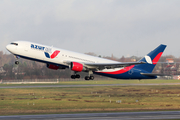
[71,62,84,72]
[46,64,59,70]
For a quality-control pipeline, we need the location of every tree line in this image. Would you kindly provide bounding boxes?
[0,51,178,80]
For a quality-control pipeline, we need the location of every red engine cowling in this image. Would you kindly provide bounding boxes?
[71,62,84,72]
[47,64,59,70]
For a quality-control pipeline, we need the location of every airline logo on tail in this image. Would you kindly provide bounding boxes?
[44,50,60,59]
[145,52,163,64]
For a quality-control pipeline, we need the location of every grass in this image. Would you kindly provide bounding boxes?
[1,79,180,86]
[1,84,180,115]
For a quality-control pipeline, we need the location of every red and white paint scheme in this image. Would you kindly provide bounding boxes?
[6,41,166,80]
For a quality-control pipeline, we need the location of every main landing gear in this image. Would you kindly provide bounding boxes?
[71,71,94,80]
[85,70,94,80]
[85,76,94,80]
[71,74,80,79]
[71,74,94,80]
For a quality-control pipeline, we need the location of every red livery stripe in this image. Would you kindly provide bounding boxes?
[98,65,135,75]
[152,52,163,64]
[50,50,60,59]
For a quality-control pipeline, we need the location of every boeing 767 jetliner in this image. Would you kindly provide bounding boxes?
[6,41,166,80]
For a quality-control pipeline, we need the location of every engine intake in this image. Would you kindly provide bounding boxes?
[71,62,84,72]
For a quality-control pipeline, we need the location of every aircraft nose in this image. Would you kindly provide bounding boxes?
[6,44,10,50]
[6,44,13,53]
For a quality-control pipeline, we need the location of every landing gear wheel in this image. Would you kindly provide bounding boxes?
[15,61,19,65]
[71,74,81,79]
[85,76,90,80]
[71,75,76,79]
[90,76,94,80]
[85,76,94,80]
[75,74,80,79]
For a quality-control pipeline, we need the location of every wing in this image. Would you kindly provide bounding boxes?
[64,60,146,71]
[84,62,146,70]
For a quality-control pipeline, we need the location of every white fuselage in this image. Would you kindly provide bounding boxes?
[6,41,119,70]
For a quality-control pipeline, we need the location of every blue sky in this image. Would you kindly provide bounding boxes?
[1,0,180,57]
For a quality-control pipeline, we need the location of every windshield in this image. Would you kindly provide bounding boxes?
[10,43,18,46]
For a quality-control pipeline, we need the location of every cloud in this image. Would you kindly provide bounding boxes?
[1,0,180,57]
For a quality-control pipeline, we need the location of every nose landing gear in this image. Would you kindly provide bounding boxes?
[15,61,19,65]
[15,56,20,65]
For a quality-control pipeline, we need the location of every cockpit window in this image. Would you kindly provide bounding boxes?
[11,43,18,46]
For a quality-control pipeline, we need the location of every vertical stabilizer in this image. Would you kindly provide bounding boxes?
[136,44,167,73]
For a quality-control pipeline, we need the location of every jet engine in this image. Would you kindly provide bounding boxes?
[46,64,59,70]
[70,62,85,72]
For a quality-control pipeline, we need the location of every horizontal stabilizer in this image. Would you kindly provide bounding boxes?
[141,73,165,77]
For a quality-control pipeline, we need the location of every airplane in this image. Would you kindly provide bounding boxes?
[6,41,166,80]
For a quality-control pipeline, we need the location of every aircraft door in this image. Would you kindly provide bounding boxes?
[24,43,29,52]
